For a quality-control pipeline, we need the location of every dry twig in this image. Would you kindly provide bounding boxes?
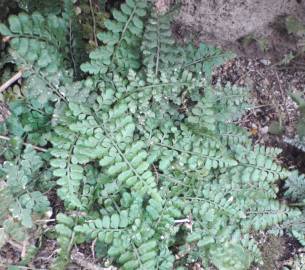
[89,0,98,47]
[0,135,47,152]
[71,248,117,270]
[2,36,11,43]
[0,69,23,93]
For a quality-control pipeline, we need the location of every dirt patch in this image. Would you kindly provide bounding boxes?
[213,56,305,140]
[170,0,305,59]
[258,235,300,270]
[177,0,305,42]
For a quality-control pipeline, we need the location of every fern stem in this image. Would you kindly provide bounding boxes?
[155,142,230,163]
[92,112,152,193]
[69,19,77,75]
[131,242,144,268]
[155,15,160,75]
[183,196,231,213]
[289,202,305,207]
[181,52,229,70]
[5,34,60,48]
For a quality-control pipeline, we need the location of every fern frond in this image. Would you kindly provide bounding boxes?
[217,122,250,147]
[141,10,176,74]
[0,13,69,104]
[284,136,305,152]
[50,213,75,270]
[0,4,301,269]
[285,171,305,201]
[81,0,147,75]
[0,145,50,228]
[180,43,234,81]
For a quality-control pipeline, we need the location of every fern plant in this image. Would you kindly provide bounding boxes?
[272,171,305,248]
[0,143,51,263]
[0,1,301,269]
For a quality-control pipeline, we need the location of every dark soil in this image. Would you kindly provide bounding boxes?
[259,235,301,270]
[212,56,305,172]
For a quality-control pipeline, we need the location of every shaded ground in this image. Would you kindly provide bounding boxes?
[212,56,305,169]
[178,0,304,42]
[172,0,305,60]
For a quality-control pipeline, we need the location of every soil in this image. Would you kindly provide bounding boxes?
[258,235,300,270]
[167,0,305,60]
[177,0,305,41]
[212,56,305,170]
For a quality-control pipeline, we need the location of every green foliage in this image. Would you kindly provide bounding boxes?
[141,9,177,74]
[0,1,301,269]
[0,145,50,228]
[285,171,305,202]
[0,12,68,105]
[270,171,305,248]
[18,0,62,15]
[81,0,148,75]
[50,213,76,270]
[0,144,51,263]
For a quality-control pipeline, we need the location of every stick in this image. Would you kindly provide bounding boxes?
[2,36,11,43]
[89,0,98,47]
[174,218,191,224]
[0,135,47,152]
[0,69,23,93]
[71,248,117,270]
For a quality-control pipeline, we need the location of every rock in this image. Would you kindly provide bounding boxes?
[176,0,305,44]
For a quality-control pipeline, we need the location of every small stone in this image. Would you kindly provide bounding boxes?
[260,59,271,66]
[260,126,269,134]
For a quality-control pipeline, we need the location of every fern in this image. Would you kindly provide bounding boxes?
[179,43,234,81]
[270,171,305,248]
[81,0,147,75]
[0,145,50,228]
[0,143,51,265]
[285,136,305,152]
[18,0,62,15]
[50,213,76,270]
[285,171,305,201]
[141,10,176,74]
[0,2,301,269]
[0,13,69,104]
